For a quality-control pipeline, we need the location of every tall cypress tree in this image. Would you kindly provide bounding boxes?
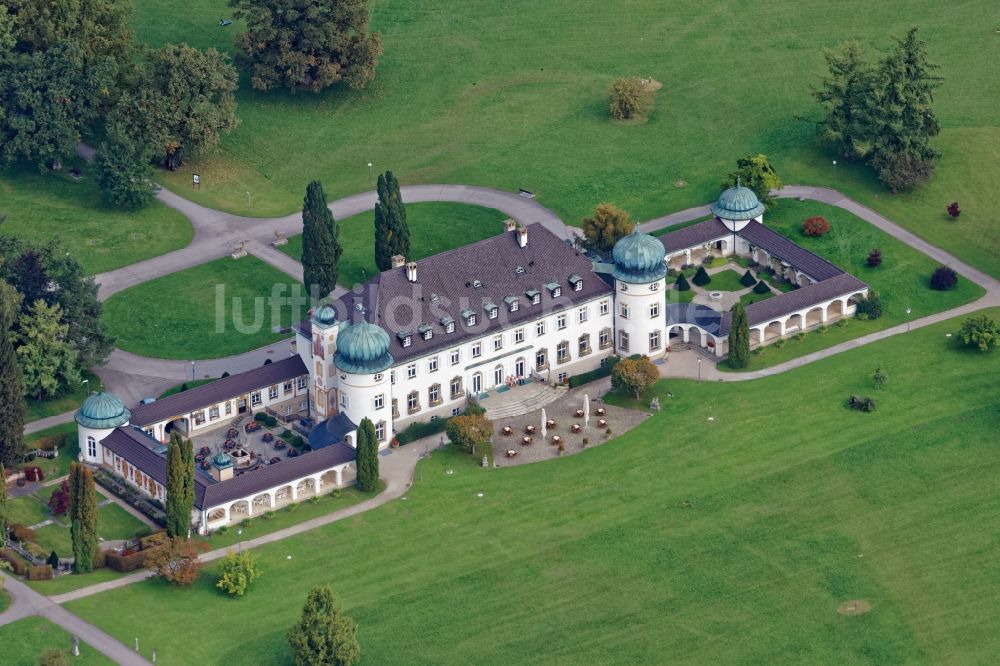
[0,463,8,548]
[301,180,342,299]
[355,418,379,493]
[69,463,98,573]
[728,303,750,370]
[166,432,194,538]
[373,171,409,271]
[0,280,25,468]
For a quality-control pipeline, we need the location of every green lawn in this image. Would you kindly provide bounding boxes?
[58,309,1000,664]
[25,371,102,424]
[701,268,747,292]
[129,0,1000,282]
[0,162,192,275]
[667,286,696,304]
[0,617,114,665]
[159,378,216,398]
[0,588,9,614]
[717,199,983,371]
[24,423,79,480]
[6,496,51,527]
[103,256,300,359]
[739,289,774,308]
[279,202,508,287]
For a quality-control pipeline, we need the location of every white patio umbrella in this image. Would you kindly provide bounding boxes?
[541,408,547,438]
[584,394,590,427]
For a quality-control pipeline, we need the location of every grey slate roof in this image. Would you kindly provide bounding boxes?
[130,355,308,426]
[736,222,844,281]
[299,224,613,364]
[100,425,355,510]
[718,273,868,335]
[308,412,358,450]
[658,218,732,254]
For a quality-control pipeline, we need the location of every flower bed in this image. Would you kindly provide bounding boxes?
[93,469,167,527]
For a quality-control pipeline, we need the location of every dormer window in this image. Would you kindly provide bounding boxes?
[354,302,365,313]
[397,331,412,348]
[418,324,433,341]
[569,274,583,291]
[525,289,540,305]
[460,308,476,326]
[429,293,440,302]
[440,315,455,333]
[515,266,526,275]
[546,282,561,298]
[472,279,483,289]
[504,295,519,312]
[484,302,498,320]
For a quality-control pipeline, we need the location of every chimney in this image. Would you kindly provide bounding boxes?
[503,218,517,233]
[406,261,418,283]
[517,226,528,248]
[391,254,406,269]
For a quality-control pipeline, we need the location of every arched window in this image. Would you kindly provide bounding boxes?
[86,435,97,458]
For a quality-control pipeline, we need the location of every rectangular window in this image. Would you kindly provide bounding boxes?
[649,302,660,319]
[618,331,629,353]
[471,342,482,358]
[428,356,439,373]
[224,402,232,416]
[407,363,417,379]
[283,381,293,395]
[650,330,661,351]
[536,321,545,337]
[578,307,588,324]
[450,377,463,399]
[488,307,498,320]
[297,376,308,390]
[619,303,630,319]
[650,282,660,292]
[446,321,455,333]
[88,440,97,457]
[209,405,220,420]
[493,335,503,352]
[557,314,567,330]
[535,348,548,369]
[402,335,412,348]
[193,410,206,426]
[599,328,612,349]
[251,392,262,407]
[514,328,525,344]
[558,371,568,383]
[532,293,541,305]
[557,341,569,363]
[375,421,386,441]
[429,384,441,405]
[450,349,460,365]
[509,300,519,312]
[407,392,419,413]
[578,335,591,356]
[468,314,477,326]
[423,328,433,341]
[340,393,349,409]
[390,370,396,385]
[599,299,610,315]
[268,385,279,400]
[452,407,462,416]
[374,393,384,410]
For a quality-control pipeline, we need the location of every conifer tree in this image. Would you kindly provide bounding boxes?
[0,463,8,548]
[166,432,194,538]
[728,303,750,369]
[0,281,25,468]
[69,463,98,573]
[813,41,875,161]
[674,273,691,292]
[287,585,361,666]
[739,270,757,287]
[355,418,379,493]
[692,266,711,286]
[373,171,409,271]
[301,180,342,298]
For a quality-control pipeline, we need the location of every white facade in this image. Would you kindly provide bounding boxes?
[614,276,667,357]
[77,424,118,465]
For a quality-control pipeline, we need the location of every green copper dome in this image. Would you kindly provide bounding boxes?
[212,452,234,469]
[334,321,394,374]
[312,306,338,327]
[612,227,667,283]
[75,392,131,429]
[710,185,766,221]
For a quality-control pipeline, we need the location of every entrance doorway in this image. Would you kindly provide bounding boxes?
[238,397,248,414]
[471,372,482,395]
[514,357,525,378]
[493,365,504,387]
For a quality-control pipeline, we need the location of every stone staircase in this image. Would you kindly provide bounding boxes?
[481,382,565,419]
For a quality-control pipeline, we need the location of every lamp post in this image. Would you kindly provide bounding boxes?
[906,307,912,333]
[367,162,372,183]
[697,357,702,381]
[245,191,251,210]
[832,160,837,170]
[237,528,243,553]
[191,361,195,380]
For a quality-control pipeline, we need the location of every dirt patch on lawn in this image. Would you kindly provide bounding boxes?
[837,599,872,616]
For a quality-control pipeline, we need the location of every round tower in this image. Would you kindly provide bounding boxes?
[611,227,668,357]
[74,392,131,464]
[333,321,394,449]
[710,183,765,232]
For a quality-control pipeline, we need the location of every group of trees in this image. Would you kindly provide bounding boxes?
[814,27,941,191]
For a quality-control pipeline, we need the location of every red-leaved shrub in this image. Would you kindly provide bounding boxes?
[802,216,830,237]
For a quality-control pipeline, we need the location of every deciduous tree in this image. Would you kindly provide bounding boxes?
[0,281,25,468]
[611,357,659,399]
[445,412,494,455]
[287,585,361,666]
[48,480,70,515]
[69,463,98,573]
[93,121,157,209]
[581,203,635,254]
[930,266,957,291]
[230,0,382,94]
[728,303,750,369]
[958,315,1000,352]
[355,418,379,492]
[16,300,81,401]
[373,171,409,271]
[301,180,342,299]
[216,549,262,596]
[722,154,783,208]
[145,537,207,586]
[607,76,655,121]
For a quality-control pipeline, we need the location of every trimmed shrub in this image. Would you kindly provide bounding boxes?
[92,550,107,570]
[106,549,148,573]
[739,270,756,287]
[930,266,958,291]
[396,418,448,445]
[10,524,35,543]
[674,273,691,291]
[866,248,883,268]
[568,358,619,388]
[848,395,876,412]
[27,564,54,581]
[802,216,829,236]
[0,548,26,575]
[854,291,884,320]
[752,280,771,295]
[140,531,169,551]
[947,201,961,219]
[692,266,711,286]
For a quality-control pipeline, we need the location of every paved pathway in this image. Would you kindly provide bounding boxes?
[25,411,77,435]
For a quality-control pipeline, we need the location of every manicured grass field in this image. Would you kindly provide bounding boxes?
[25,371,102,424]
[6,495,49,527]
[279,202,508,287]
[701,268,747,292]
[133,0,1000,281]
[716,199,983,371]
[0,163,192,274]
[24,424,79,480]
[159,378,215,398]
[61,309,1000,664]
[0,617,114,665]
[0,588,9,613]
[103,256,300,359]
[739,289,774,308]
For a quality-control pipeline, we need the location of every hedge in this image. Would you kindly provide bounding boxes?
[396,418,450,445]
[106,548,151,573]
[27,564,53,581]
[568,358,620,388]
[0,548,26,575]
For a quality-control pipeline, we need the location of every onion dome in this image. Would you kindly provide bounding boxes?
[333,321,394,374]
[611,227,668,283]
[710,184,765,221]
[75,392,131,429]
[212,452,234,469]
[312,305,338,327]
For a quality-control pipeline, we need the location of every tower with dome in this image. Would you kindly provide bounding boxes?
[610,226,668,357]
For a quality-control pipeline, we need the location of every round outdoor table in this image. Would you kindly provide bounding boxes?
[571,424,582,433]
[502,426,513,436]
[551,435,562,445]
[525,425,536,434]
[596,407,606,416]
[522,436,533,445]
[598,419,608,428]
[546,420,557,429]
[575,409,585,418]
